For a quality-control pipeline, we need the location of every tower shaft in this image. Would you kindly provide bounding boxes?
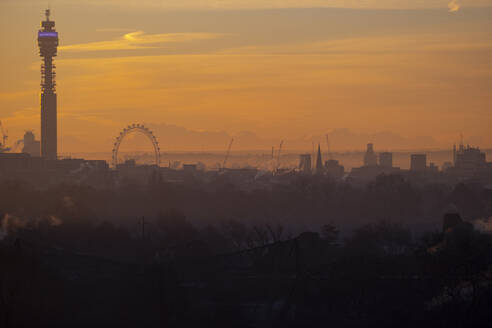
[38,9,59,160]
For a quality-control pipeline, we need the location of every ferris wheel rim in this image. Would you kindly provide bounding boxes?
[111,124,160,168]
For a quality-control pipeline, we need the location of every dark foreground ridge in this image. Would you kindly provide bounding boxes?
[2,203,492,327]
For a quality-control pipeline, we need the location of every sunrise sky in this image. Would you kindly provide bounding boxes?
[1,0,491,152]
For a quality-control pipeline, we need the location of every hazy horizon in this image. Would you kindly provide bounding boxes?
[66,148,492,171]
[2,0,492,153]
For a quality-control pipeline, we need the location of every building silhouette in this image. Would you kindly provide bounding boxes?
[410,154,427,171]
[298,154,312,174]
[349,144,402,182]
[22,131,41,157]
[363,143,377,166]
[325,159,344,178]
[454,145,487,170]
[448,142,489,179]
[38,9,58,160]
[379,152,393,168]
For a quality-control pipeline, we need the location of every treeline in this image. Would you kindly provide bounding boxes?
[2,210,492,327]
[1,174,491,234]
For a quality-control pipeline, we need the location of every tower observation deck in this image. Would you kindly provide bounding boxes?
[38,9,58,160]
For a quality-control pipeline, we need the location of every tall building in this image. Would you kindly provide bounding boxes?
[410,154,427,171]
[325,159,344,178]
[379,152,393,168]
[454,145,487,170]
[299,154,312,174]
[447,143,490,179]
[22,131,41,157]
[38,9,59,160]
[363,143,377,166]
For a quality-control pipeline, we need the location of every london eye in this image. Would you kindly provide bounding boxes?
[112,124,160,168]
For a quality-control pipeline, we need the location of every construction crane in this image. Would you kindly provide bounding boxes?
[0,121,8,146]
[222,138,234,169]
[0,121,9,152]
[276,140,284,171]
[325,133,332,160]
[312,141,315,169]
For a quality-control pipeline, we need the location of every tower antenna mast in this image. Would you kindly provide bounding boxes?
[38,8,59,160]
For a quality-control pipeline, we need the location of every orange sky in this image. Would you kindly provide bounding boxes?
[1,0,492,153]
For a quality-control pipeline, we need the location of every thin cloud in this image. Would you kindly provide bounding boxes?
[218,33,492,56]
[60,31,226,52]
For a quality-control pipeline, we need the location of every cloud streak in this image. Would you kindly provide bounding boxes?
[60,31,225,52]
